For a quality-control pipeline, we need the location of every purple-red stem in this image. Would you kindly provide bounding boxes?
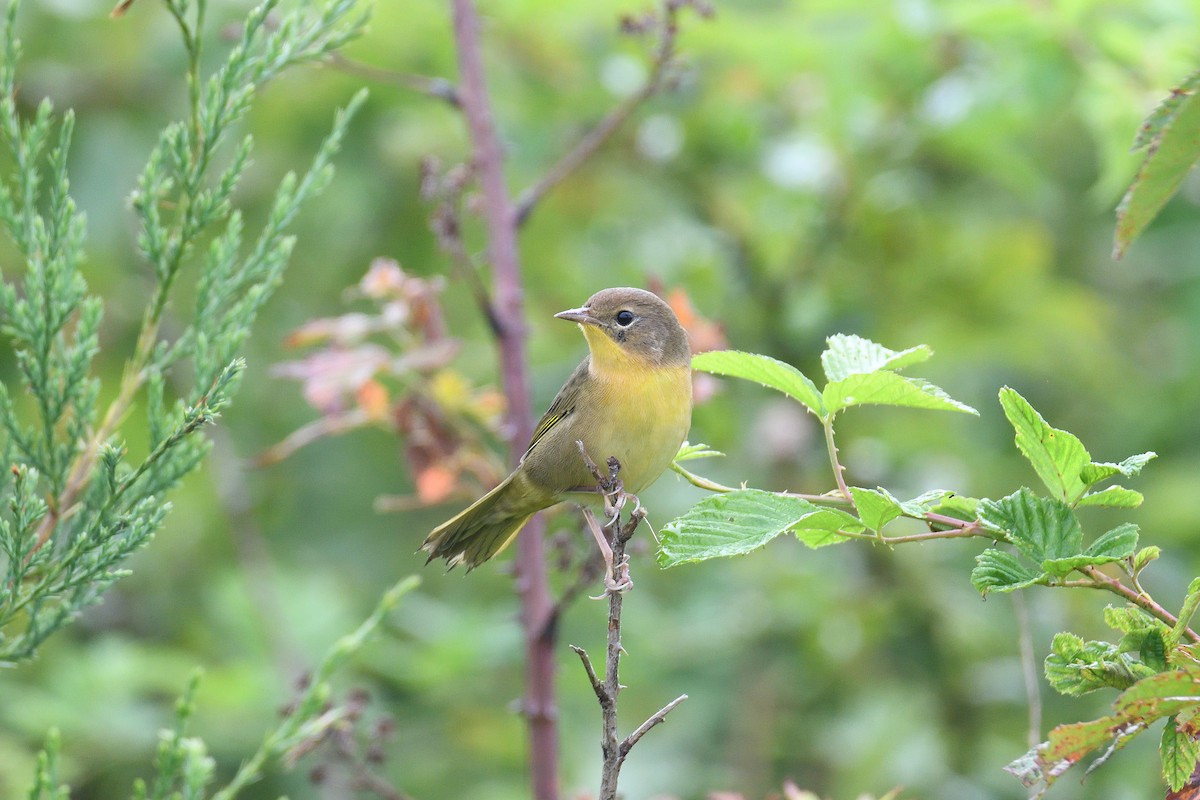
[450,2,558,798]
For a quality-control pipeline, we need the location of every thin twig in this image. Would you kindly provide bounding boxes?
[325,52,460,107]
[512,0,696,226]
[542,549,606,641]
[622,693,688,753]
[570,644,605,701]
[572,454,687,800]
[1062,567,1200,644]
[1010,591,1042,748]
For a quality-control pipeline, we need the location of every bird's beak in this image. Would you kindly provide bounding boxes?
[554,306,601,326]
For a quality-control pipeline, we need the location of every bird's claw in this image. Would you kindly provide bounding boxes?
[591,554,633,599]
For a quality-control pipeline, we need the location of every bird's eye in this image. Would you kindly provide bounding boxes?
[615,310,635,327]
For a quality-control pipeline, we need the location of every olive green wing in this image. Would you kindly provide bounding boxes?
[523,357,589,460]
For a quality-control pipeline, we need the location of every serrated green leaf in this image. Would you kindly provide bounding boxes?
[657,489,858,567]
[1161,715,1200,792]
[1134,71,1200,151]
[793,513,864,549]
[999,388,1089,503]
[979,488,1082,563]
[1140,630,1169,673]
[1113,668,1200,721]
[1042,715,1123,766]
[820,334,932,382]
[1133,546,1161,574]
[905,489,953,512]
[691,350,823,417]
[848,487,904,531]
[1045,634,1150,696]
[1086,523,1139,559]
[1115,77,1200,259]
[1104,605,1166,636]
[673,441,724,463]
[971,549,1044,596]
[1081,453,1157,486]
[1076,486,1144,509]
[1043,524,1140,577]
[823,371,977,418]
[928,494,979,524]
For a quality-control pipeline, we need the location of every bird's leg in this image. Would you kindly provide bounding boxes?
[583,507,633,596]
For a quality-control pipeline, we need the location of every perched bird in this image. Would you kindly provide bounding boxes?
[421,287,693,586]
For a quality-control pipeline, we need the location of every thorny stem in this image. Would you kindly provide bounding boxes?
[1062,567,1200,644]
[822,418,853,505]
[571,453,687,800]
[448,1,557,797]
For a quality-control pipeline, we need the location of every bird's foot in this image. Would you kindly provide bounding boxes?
[591,555,633,598]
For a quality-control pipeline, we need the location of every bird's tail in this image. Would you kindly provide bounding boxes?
[420,472,549,570]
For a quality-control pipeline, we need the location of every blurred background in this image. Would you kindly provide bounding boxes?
[2,0,1200,798]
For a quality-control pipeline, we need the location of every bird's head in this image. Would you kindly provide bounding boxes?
[554,287,690,369]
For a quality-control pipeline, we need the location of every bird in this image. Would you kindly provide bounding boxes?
[420,287,693,589]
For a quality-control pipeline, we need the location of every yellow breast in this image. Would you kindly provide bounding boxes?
[580,333,692,494]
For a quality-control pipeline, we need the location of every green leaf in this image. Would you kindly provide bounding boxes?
[792,507,868,549]
[978,488,1082,563]
[1134,71,1200,151]
[823,372,977,418]
[673,441,724,463]
[999,388,1089,503]
[1086,524,1139,560]
[971,549,1044,595]
[691,350,823,417]
[1140,630,1169,673]
[1161,715,1200,792]
[1039,715,1124,774]
[848,487,904,531]
[1112,668,1200,721]
[819,334,931,382]
[1133,546,1161,574]
[1081,453,1157,486]
[658,489,859,568]
[1115,72,1200,259]
[1076,486,1144,509]
[1045,633,1150,696]
[1104,605,1166,636]
[1041,523,1141,576]
[928,493,979,524]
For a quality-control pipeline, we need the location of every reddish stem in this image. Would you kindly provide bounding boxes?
[449,2,558,798]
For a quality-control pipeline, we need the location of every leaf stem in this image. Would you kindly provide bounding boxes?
[822,418,853,506]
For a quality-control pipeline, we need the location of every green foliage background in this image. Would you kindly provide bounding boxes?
[3,0,1200,797]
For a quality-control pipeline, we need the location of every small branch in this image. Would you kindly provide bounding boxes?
[1062,567,1200,644]
[1011,591,1042,748]
[831,526,986,545]
[325,52,460,107]
[570,644,606,703]
[621,693,688,754]
[512,0,698,226]
[572,453,687,800]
